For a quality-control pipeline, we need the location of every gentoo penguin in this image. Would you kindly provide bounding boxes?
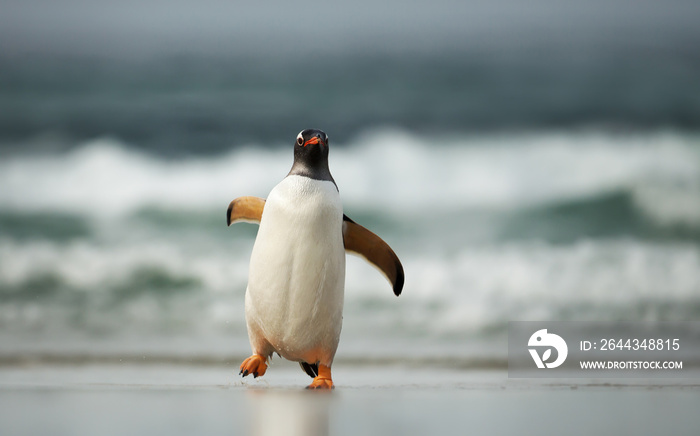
[227,129,404,389]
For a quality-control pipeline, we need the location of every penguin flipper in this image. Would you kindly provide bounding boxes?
[227,196,266,226]
[342,215,404,296]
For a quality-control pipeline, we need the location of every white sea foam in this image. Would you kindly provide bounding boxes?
[2,129,700,348]
[0,138,289,217]
[3,236,699,340]
[1,130,699,226]
[0,238,249,297]
[335,129,700,222]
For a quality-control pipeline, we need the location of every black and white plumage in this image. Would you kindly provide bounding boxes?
[228,129,403,389]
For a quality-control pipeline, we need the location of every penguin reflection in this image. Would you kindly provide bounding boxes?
[248,390,330,436]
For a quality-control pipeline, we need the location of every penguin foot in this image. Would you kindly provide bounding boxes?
[305,364,334,389]
[239,354,268,378]
[306,377,334,389]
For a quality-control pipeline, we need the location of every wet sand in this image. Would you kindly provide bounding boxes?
[2,360,700,436]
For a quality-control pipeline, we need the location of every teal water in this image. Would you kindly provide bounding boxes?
[1,131,699,359]
[2,5,700,358]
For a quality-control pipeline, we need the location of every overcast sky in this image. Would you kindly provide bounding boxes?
[2,0,699,57]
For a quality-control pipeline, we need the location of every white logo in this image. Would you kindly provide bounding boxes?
[528,329,568,369]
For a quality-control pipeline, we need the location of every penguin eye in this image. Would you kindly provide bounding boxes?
[297,136,304,146]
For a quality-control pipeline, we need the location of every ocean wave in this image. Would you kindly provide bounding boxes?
[503,190,700,243]
[3,238,699,340]
[3,128,699,355]
[1,130,699,229]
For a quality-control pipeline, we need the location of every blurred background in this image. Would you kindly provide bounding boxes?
[1,0,700,364]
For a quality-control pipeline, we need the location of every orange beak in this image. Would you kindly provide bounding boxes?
[303,137,321,146]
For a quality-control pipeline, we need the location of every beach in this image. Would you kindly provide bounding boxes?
[2,2,700,434]
[2,360,700,436]
[2,119,700,436]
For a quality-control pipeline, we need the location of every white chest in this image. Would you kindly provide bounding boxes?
[245,176,346,357]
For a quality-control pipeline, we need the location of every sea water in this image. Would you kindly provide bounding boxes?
[1,129,699,361]
[2,17,700,361]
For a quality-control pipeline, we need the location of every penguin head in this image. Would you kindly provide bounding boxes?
[288,128,336,187]
[294,129,329,164]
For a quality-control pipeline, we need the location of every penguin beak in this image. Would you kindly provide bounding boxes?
[303,137,323,146]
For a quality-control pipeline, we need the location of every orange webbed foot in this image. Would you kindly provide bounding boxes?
[307,377,334,389]
[239,354,268,378]
[305,364,334,389]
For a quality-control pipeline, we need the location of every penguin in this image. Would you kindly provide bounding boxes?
[227,129,404,389]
